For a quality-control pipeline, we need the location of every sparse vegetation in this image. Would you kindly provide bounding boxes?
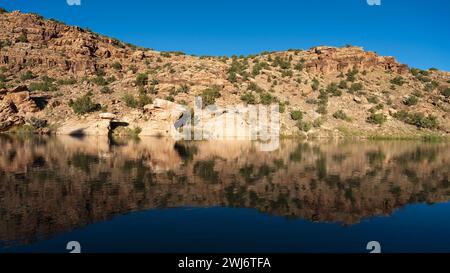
[112,62,122,70]
[290,110,303,121]
[135,73,148,87]
[69,93,100,114]
[201,86,221,108]
[348,82,363,93]
[404,95,419,106]
[367,113,387,125]
[390,76,406,86]
[441,88,450,98]
[311,78,320,91]
[260,92,275,105]
[240,92,256,105]
[394,110,439,129]
[333,110,351,121]
[29,76,57,92]
[20,70,34,81]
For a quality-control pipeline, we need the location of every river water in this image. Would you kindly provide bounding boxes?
[0,135,449,253]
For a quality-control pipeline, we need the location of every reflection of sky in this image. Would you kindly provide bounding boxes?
[4,202,450,253]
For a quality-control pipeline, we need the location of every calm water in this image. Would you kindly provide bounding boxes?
[0,135,449,253]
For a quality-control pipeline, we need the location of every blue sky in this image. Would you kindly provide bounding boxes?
[1,0,449,71]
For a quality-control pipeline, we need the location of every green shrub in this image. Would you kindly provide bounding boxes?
[240,92,256,105]
[135,73,148,87]
[316,104,328,115]
[313,117,326,128]
[441,88,450,98]
[16,35,28,43]
[57,77,77,85]
[390,76,406,86]
[333,110,351,121]
[281,69,293,77]
[326,82,342,96]
[348,82,363,93]
[201,86,221,108]
[20,70,34,81]
[0,73,7,82]
[260,92,275,105]
[100,86,112,94]
[160,52,171,58]
[311,78,320,91]
[367,96,379,104]
[29,76,57,92]
[297,121,312,132]
[346,67,359,82]
[248,82,264,93]
[367,113,387,125]
[69,94,100,114]
[394,110,439,129]
[123,94,137,108]
[290,110,303,121]
[112,62,122,70]
[91,76,107,86]
[424,81,439,92]
[404,95,419,106]
[338,80,348,89]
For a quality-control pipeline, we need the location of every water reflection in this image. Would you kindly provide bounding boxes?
[0,135,449,247]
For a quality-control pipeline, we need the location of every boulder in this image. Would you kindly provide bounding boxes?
[56,119,111,136]
[99,112,116,120]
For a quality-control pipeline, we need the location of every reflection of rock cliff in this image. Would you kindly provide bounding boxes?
[0,135,449,246]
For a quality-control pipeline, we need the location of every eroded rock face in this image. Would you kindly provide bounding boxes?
[0,91,39,131]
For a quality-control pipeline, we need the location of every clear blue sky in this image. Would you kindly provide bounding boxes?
[1,0,449,71]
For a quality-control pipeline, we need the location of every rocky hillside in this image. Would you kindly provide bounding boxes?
[0,9,449,138]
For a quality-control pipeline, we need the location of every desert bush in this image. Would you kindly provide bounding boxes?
[91,76,107,86]
[390,76,406,86]
[326,82,342,96]
[135,73,148,87]
[290,110,303,121]
[240,92,256,105]
[333,110,351,121]
[20,70,34,81]
[57,77,77,85]
[69,94,100,114]
[311,78,320,91]
[367,96,379,104]
[16,35,28,43]
[112,62,122,70]
[348,82,363,93]
[260,92,275,105]
[100,86,112,94]
[404,95,419,106]
[29,76,57,92]
[297,121,312,132]
[248,82,264,93]
[338,80,348,89]
[201,86,221,108]
[367,113,387,125]
[441,88,450,98]
[394,110,439,129]
[160,52,171,58]
[123,94,137,108]
[346,67,359,82]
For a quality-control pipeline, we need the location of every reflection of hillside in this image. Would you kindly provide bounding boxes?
[0,135,449,246]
